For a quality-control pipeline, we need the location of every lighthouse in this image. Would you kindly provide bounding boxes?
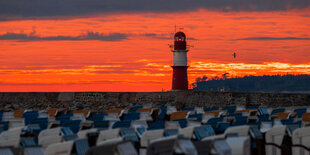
[171,31,189,90]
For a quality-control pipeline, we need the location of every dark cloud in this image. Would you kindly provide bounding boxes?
[236,37,310,41]
[0,0,309,20]
[144,33,157,37]
[0,31,127,41]
[0,31,194,41]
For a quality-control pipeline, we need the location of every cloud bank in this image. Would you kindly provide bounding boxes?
[0,31,127,41]
[0,0,309,19]
[236,37,310,41]
[0,31,194,41]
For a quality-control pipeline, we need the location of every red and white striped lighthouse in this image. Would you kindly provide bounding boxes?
[171,31,189,90]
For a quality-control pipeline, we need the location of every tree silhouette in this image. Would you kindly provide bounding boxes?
[192,74,310,93]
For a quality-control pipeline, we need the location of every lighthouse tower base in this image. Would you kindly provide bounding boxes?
[172,66,188,90]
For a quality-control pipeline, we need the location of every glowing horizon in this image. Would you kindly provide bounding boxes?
[0,9,309,92]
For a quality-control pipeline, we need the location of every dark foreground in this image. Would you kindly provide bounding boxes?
[0,104,309,155]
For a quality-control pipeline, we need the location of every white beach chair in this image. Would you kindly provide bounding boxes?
[292,126,310,155]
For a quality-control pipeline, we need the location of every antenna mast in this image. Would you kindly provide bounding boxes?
[174,24,177,33]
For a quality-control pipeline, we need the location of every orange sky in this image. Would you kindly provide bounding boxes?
[0,9,310,92]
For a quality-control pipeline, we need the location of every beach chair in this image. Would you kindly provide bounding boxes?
[23,147,45,155]
[147,136,176,155]
[302,113,310,126]
[131,120,148,129]
[0,127,23,147]
[140,129,164,155]
[213,139,232,155]
[72,138,89,155]
[265,126,287,155]
[39,127,74,148]
[148,121,165,130]
[77,128,98,139]
[179,126,195,139]
[226,136,251,155]
[292,126,310,155]
[45,141,74,155]
[47,108,58,118]
[224,125,250,137]
[193,125,215,141]
[294,108,307,118]
[170,111,188,121]
[112,120,131,129]
[74,110,90,118]
[96,128,120,144]
[12,110,24,118]
[165,121,180,130]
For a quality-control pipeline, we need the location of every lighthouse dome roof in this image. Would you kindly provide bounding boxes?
[174,31,186,38]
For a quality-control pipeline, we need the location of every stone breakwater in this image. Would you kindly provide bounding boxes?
[0,91,309,111]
